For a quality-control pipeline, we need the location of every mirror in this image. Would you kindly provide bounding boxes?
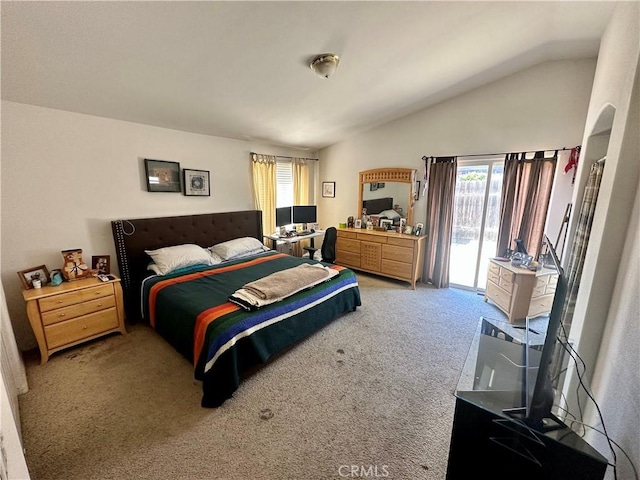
[358,168,417,226]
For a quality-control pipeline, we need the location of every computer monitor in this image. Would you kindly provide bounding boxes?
[292,205,317,224]
[275,206,292,227]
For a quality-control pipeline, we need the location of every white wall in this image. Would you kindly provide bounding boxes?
[545,150,577,254]
[317,59,596,231]
[562,3,639,477]
[0,126,31,478]
[1,281,31,480]
[0,102,310,350]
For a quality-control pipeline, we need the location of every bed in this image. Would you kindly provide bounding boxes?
[362,197,393,214]
[111,210,361,407]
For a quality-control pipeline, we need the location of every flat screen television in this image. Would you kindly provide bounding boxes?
[292,205,317,224]
[510,235,568,432]
[275,206,292,227]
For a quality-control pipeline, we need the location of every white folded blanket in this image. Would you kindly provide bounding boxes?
[229,263,339,310]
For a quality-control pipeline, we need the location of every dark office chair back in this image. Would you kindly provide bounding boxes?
[321,227,337,263]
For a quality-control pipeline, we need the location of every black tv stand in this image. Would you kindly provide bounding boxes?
[446,391,607,479]
[502,406,567,433]
[447,317,608,479]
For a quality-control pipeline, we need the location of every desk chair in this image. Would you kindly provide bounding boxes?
[303,227,337,263]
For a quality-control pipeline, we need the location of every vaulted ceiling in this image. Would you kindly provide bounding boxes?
[1,1,615,150]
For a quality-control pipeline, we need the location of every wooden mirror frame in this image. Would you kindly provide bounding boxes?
[358,168,416,225]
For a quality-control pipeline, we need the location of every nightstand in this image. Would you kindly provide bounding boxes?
[484,259,558,323]
[22,276,126,364]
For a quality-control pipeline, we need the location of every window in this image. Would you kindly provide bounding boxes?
[276,160,293,208]
[449,159,504,290]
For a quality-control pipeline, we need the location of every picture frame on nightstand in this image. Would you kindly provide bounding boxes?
[17,265,50,289]
[92,255,111,275]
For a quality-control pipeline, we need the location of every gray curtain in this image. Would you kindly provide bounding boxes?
[424,157,457,288]
[496,151,557,258]
[561,160,605,333]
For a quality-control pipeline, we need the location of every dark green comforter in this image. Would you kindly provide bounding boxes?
[142,252,361,407]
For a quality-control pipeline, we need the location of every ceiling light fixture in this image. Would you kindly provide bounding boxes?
[309,53,340,79]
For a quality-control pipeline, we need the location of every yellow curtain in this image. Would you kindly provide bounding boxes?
[292,158,309,205]
[251,153,277,237]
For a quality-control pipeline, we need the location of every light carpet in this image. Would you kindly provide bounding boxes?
[18,272,505,480]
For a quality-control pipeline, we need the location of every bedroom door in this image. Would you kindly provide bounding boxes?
[449,161,503,290]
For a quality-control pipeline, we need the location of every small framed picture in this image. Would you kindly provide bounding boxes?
[354,219,362,229]
[399,218,407,231]
[17,265,50,290]
[144,159,181,193]
[404,225,414,235]
[92,255,111,275]
[369,183,378,191]
[380,219,393,230]
[322,181,336,198]
[183,169,211,196]
[414,222,424,236]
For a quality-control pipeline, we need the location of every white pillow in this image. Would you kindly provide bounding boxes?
[209,251,223,264]
[145,244,215,275]
[209,237,268,261]
[378,209,401,220]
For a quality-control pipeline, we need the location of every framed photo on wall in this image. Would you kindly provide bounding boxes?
[183,169,211,196]
[144,159,181,193]
[17,265,50,289]
[322,181,335,198]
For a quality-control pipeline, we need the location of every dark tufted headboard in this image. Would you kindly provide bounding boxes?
[362,197,393,215]
[111,210,262,321]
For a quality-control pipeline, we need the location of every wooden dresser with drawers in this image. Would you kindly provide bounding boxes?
[484,258,558,323]
[22,276,126,364]
[336,227,426,289]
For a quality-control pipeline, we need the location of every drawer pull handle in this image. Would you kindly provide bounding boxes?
[97,303,102,307]
[82,325,87,330]
[59,313,65,317]
[58,300,64,304]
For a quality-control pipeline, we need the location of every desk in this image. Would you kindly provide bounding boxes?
[265,230,325,257]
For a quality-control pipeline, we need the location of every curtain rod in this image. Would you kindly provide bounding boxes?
[251,152,318,162]
[422,146,576,161]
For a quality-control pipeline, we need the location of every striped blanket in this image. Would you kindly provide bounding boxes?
[142,251,361,407]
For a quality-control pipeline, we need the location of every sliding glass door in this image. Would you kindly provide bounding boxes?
[449,160,503,290]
